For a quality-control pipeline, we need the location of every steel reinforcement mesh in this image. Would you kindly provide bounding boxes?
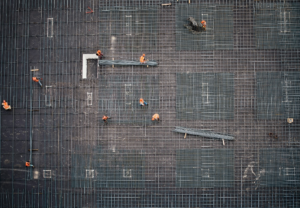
[176,149,235,188]
[176,73,234,120]
[253,2,300,49]
[98,75,159,124]
[175,4,234,50]
[256,72,300,119]
[72,146,145,188]
[258,148,300,187]
[0,0,300,207]
[98,6,158,53]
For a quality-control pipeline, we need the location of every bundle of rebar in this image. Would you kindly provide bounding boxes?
[173,126,234,140]
[98,60,158,66]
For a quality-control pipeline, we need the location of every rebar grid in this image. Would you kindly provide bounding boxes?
[0,0,300,207]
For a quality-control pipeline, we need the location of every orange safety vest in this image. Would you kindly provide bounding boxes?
[102,115,108,121]
[97,50,102,56]
[201,20,206,30]
[140,98,144,105]
[25,162,30,167]
[32,77,39,82]
[140,56,145,63]
[152,114,159,121]
[2,101,10,110]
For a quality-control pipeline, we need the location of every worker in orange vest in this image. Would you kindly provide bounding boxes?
[140,54,148,64]
[152,113,160,121]
[96,50,104,59]
[201,20,206,31]
[25,160,34,168]
[2,100,11,110]
[32,77,42,88]
[139,98,148,106]
[102,115,111,124]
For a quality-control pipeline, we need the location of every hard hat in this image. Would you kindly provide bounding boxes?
[143,54,145,56]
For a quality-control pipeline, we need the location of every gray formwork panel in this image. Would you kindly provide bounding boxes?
[72,148,145,188]
[253,2,300,49]
[98,75,159,124]
[99,7,158,52]
[176,149,234,188]
[258,149,300,187]
[175,4,234,50]
[176,73,234,120]
[256,72,300,119]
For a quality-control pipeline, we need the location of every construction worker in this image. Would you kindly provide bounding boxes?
[25,160,34,168]
[201,20,206,31]
[102,115,111,123]
[32,77,42,88]
[96,50,104,59]
[152,113,160,121]
[140,54,147,64]
[139,98,148,106]
[2,100,11,110]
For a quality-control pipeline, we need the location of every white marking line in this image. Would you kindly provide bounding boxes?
[34,171,39,179]
[82,54,98,79]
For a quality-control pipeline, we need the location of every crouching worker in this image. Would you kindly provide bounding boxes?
[25,160,34,168]
[32,77,43,88]
[152,113,160,122]
[2,100,11,110]
[201,20,206,31]
[139,98,148,107]
[96,50,104,59]
[140,54,148,64]
[102,115,111,124]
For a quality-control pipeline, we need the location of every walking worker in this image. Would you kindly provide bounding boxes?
[201,20,206,31]
[25,160,34,168]
[140,54,147,64]
[96,50,104,59]
[152,113,160,121]
[32,77,43,88]
[2,100,11,110]
[139,98,148,106]
[102,115,111,123]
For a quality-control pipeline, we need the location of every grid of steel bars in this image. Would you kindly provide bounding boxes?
[0,0,300,207]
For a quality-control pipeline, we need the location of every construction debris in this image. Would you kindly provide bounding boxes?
[173,126,234,140]
[98,60,158,66]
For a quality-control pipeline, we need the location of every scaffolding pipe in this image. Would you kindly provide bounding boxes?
[98,60,158,66]
[173,126,234,140]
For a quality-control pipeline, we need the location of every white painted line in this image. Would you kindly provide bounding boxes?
[82,54,98,79]
[47,18,53,38]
